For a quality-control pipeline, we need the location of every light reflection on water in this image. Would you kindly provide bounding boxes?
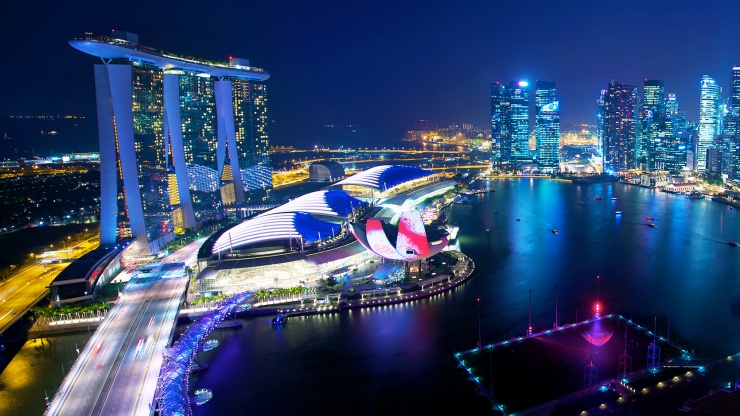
[2,180,739,415]
[194,180,740,415]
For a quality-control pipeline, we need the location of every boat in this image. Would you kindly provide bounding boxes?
[648,223,657,228]
[516,218,521,222]
[729,242,739,247]
[646,217,654,221]
[615,211,622,215]
[201,339,219,352]
[594,197,602,201]
[686,191,704,200]
[551,229,558,234]
[272,313,288,326]
[193,388,213,406]
[611,197,618,201]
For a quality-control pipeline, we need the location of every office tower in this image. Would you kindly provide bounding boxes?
[666,92,679,115]
[732,66,740,112]
[652,92,690,173]
[490,82,508,168]
[596,89,606,163]
[725,67,740,180]
[70,31,269,253]
[698,75,721,173]
[600,81,638,173]
[490,80,531,169]
[535,81,560,173]
[639,80,666,170]
[509,81,530,160]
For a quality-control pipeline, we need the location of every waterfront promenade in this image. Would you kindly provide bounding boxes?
[181,251,475,321]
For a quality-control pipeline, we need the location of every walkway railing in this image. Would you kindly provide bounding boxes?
[155,291,254,416]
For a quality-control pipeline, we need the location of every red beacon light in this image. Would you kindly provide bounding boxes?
[594,302,601,318]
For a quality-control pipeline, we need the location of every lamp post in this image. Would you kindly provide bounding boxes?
[476,298,482,349]
[528,289,533,336]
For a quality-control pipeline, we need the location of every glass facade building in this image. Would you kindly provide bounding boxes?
[698,75,721,173]
[490,80,530,169]
[639,80,666,170]
[535,81,560,173]
[509,81,530,160]
[71,31,270,253]
[600,81,638,173]
[490,82,508,168]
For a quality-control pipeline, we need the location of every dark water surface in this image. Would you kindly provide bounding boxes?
[193,180,740,415]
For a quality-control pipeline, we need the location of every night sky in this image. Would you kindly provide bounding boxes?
[2,0,740,149]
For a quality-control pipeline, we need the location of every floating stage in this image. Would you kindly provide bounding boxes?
[455,314,698,415]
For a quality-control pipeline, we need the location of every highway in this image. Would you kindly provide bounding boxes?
[46,238,204,416]
[0,237,98,334]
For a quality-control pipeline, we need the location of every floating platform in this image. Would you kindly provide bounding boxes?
[455,314,690,415]
[201,339,219,352]
[192,388,213,406]
[215,320,243,329]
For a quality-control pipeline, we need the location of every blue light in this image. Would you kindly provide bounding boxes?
[518,81,529,87]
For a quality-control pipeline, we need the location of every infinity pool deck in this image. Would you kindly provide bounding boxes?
[455,314,697,415]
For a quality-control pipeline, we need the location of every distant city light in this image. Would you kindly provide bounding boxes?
[518,80,529,87]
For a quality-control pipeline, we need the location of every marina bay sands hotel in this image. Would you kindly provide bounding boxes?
[70,31,271,254]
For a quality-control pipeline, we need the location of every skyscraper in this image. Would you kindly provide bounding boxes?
[490,82,508,168]
[70,31,270,253]
[732,66,740,111]
[509,81,530,160]
[490,80,530,169]
[600,81,638,173]
[639,80,666,170]
[698,75,721,173]
[596,89,606,163]
[727,67,740,181]
[535,81,560,173]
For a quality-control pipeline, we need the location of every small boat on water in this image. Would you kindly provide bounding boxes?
[272,314,288,326]
[595,197,602,201]
[611,197,618,201]
[551,229,558,234]
[648,223,657,228]
[615,211,622,215]
[193,388,213,406]
[201,339,219,352]
[646,217,654,221]
[516,218,521,222]
[729,242,739,247]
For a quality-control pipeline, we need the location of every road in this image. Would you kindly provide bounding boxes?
[0,237,98,334]
[46,238,203,416]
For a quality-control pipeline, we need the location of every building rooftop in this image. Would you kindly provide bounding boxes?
[333,165,434,191]
[69,33,269,81]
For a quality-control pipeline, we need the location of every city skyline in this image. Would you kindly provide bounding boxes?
[2,1,740,150]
